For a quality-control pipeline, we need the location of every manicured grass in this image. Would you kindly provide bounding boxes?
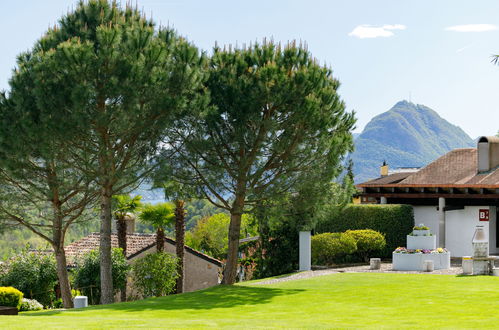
[4,273,499,328]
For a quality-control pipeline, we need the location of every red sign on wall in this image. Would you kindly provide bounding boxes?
[479,209,489,221]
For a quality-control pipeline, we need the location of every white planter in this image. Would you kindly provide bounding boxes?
[412,229,430,236]
[407,235,436,250]
[392,252,451,271]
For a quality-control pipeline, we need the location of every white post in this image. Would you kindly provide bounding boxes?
[438,197,445,247]
[299,231,311,271]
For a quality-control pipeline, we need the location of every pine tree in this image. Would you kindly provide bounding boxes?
[161,41,356,284]
[3,0,207,303]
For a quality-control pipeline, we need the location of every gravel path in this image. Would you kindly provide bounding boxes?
[253,263,463,285]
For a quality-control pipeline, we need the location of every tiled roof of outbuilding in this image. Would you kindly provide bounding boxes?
[64,233,223,267]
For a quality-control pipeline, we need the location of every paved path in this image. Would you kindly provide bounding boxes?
[254,263,463,285]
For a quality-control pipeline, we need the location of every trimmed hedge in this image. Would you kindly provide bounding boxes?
[311,233,357,265]
[346,229,386,262]
[316,204,413,257]
[0,287,23,309]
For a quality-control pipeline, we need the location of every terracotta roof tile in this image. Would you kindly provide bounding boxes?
[399,148,478,185]
[358,148,499,187]
[359,172,414,186]
[64,233,223,267]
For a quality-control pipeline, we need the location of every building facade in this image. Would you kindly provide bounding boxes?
[358,136,499,257]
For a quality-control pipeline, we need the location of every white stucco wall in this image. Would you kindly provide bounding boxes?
[413,205,494,257]
[489,206,498,254]
[413,206,439,238]
[445,206,489,257]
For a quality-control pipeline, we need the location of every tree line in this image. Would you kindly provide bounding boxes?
[0,0,355,307]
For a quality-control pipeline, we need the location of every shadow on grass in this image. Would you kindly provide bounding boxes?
[23,285,304,317]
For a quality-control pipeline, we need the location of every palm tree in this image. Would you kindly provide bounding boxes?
[112,195,142,256]
[112,194,142,302]
[173,199,186,293]
[139,203,175,252]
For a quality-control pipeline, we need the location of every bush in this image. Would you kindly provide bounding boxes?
[345,229,386,262]
[0,249,57,307]
[0,287,23,309]
[19,298,43,311]
[311,233,357,265]
[316,204,413,257]
[186,213,257,260]
[132,252,178,297]
[73,248,129,305]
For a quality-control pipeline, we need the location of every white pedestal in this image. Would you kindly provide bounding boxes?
[74,296,88,309]
[462,257,473,275]
[392,252,451,271]
[407,235,436,250]
[299,231,311,271]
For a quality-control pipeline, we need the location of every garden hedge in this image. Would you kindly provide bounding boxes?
[315,204,413,257]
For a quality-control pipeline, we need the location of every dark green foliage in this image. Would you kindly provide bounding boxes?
[73,248,129,305]
[345,229,386,262]
[352,100,475,183]
[162,40,355,284]
[256,214,301,278]
[0,287,23,309]
[0,250,57,307]
[256,178,357,278]
[316,204,414,257]
[132,252,178,297]
[311,233,357,265]
[5,0,207,303]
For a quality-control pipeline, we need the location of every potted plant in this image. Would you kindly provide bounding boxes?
[412,224,430,236]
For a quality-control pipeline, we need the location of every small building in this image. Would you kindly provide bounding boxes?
[358,136,499,257]
[65,229,223,293]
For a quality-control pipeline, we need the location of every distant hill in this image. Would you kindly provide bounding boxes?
[352,100,475,183]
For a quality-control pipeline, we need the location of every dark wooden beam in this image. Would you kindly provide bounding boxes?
[361,193,499,199]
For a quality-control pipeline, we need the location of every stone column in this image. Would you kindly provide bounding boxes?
[438,197,446,247]
[380,196,387,204]
[299,231,311,271]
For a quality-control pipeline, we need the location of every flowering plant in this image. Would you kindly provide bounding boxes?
[413,223,430,230]
[393,247,448,254]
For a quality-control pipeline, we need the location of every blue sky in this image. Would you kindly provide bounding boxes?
[2,0,499,138]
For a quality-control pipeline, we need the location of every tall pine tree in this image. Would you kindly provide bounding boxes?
[4,0,207,303]
[161,41,355,284]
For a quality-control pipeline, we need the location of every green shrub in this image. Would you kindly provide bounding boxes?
[0,287,23,309]
[19,298,43,311]
[316,204,413,257]
[132,252,178,297]
[73,248,129,305]
[0,249,57,307]
[311,233,357,265]
[186,213,257,260]
[345,229,386,262]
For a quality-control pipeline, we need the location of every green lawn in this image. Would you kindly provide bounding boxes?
[4,273,499,329]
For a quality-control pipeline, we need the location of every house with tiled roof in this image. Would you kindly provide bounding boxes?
[65,224,223,294]
[358,136,499,257]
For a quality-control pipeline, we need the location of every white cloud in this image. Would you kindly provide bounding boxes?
[348,24,406,39]
[445,24,498,32]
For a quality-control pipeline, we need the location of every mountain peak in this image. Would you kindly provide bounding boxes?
[352,102,474,183]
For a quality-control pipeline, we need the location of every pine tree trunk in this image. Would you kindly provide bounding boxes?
[100,185,114,304]
[222,210,243,285]
[49,176,74,309]
[156,227,165,252]
[54,247,74,309]
[174,200,185,294]
[116,217,127,302]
